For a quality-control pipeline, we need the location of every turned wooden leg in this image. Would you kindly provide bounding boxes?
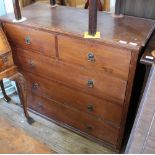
[0,80,11,102]
[9,73,35,125]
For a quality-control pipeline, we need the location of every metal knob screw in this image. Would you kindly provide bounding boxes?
[88,52,95,62]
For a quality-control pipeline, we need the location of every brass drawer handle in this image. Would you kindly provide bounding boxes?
[87,80,94,88]
[88,52,95,62]
[32,83,39,89]
[86,125,93,131]
[25,36,31,44]
[87,104,94,112]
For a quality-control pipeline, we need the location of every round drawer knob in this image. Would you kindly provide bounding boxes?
[87,80,94,88]
[88,52,95,62]
[32,83,39,89]
[25,36,31,44]
[87,104,94,112]
[86,125,93,131]
[28,59,35,68]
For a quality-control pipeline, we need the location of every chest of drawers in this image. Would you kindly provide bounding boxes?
[1,2,155,151]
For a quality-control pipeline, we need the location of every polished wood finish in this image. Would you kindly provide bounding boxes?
[58,35,131,80]
[28,92,120,146]
[1,3,154,48]
[1,2,155,151]
[12,0,22,20]
[13,48,127,104]
[4,23,56,58]
[0,52,14,72]
[25,72,123,126]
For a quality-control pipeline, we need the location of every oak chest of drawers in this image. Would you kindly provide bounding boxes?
[1,2,155,151]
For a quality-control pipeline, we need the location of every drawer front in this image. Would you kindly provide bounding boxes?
[58,35,131,80]
[3,23,56,57]
[28,92,120,146]
[25,72,123,126]
[0,52,14,71]
[13,48,127,104]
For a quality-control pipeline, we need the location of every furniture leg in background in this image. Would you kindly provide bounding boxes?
[0,23,34,125]
[85,0,103,11]
[9,73,35,125]
[0,80,11,102]
[50,0,66,6]
[112,0,123,18]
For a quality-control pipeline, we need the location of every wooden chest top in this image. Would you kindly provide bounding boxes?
[0,2,155,50]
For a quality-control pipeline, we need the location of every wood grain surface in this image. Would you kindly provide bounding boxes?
[0,28,10,55]
[4,23,56,58]
[24,72,123,126]
[0,95,114,154]
[1,2,155,151]
[0,117,55,154]
[27,92,120,146]
[1,2,155,49]
[13,48,127,104]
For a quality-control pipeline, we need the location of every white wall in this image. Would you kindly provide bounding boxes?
[110,0,116,13]
[4,0,13,14]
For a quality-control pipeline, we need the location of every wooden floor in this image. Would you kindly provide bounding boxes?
[0,94,114,154]
[0,117,55,154]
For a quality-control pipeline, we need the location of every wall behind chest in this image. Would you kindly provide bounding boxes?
[0,0,6,16]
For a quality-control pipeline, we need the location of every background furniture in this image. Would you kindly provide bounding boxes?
[0,27,34,124]
[114,0,155,152]
[1,2,154,151]
[126,53,155,153]
[116,0,155,19]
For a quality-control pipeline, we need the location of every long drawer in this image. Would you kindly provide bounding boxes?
[13,48,127,104]
[25,72,123,126]
[58,35,131,80]
[3,23,56,58]
[28,92,120,146]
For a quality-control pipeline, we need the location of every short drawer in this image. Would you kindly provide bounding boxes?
[58,35,131,80]
[25,72,123,126]
[13,48,127,104]
[28,92,120,146]
[0,52,14,71]
[3,23,56,57]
